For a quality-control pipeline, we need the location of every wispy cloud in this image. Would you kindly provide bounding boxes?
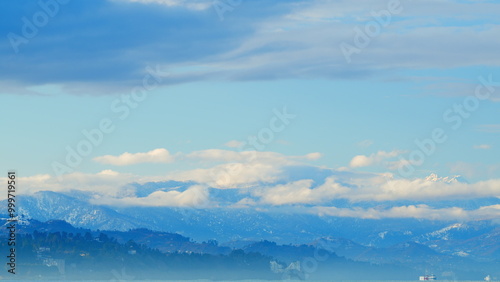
[245,172,500,205]
[0,170,141,199]
[450,162,500,180]
[224,140,244,148]
[314,204,500,221]
[185,149,320,164]
[252,177,349,205]
[173,150,322,188]
[94,148,175,165]
[473,144,492,150]
[90,185,210,207]
[2,0,500,95]
[345,177,500,202]
[349,150,404,169]
[357,139,373,148]
[477,124,500,133]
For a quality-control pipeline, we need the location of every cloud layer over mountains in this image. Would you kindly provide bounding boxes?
[5,147,500,221]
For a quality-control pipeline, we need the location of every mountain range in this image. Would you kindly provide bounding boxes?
[1,173,498,280]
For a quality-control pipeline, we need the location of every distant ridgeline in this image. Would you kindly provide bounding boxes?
[0,217,406,280]
[0,220,276,280]
[0,217,498,280]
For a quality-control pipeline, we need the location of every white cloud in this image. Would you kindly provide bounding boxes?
[170,161,284,189]
[244,171,500,205]
[287,152,322,161]
[302,152,322,160]
[90,185,209,207]
[337,177,500,202]
[6,142,500,221]
[186,149,318,164]
[187,149,248,162]
[175,150,323,188]
[474,144,492,150]
[0,170,143,200]
[314,204,500,221]
[190,149,309,164]
[224,140,245,148]
[254,177,349,205]
[350,150,404,168]
[349,155,372,168]
[0,169,210,207]
[93,148,174,166]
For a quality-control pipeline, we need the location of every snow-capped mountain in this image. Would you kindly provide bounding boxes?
[3,170,498,270]
[425,173,469,184]
[16,191,154,231]
[416,222,500,261]
[2,188,499,281]
[4,191,496,251]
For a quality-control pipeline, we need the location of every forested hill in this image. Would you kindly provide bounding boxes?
[0,229,277,280]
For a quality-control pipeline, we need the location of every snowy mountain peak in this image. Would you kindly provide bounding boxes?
[425,173,468,184]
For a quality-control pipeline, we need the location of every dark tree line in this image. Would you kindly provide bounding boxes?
[0,231,278,280]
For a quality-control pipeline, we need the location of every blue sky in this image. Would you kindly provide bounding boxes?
[1,0,500,219]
